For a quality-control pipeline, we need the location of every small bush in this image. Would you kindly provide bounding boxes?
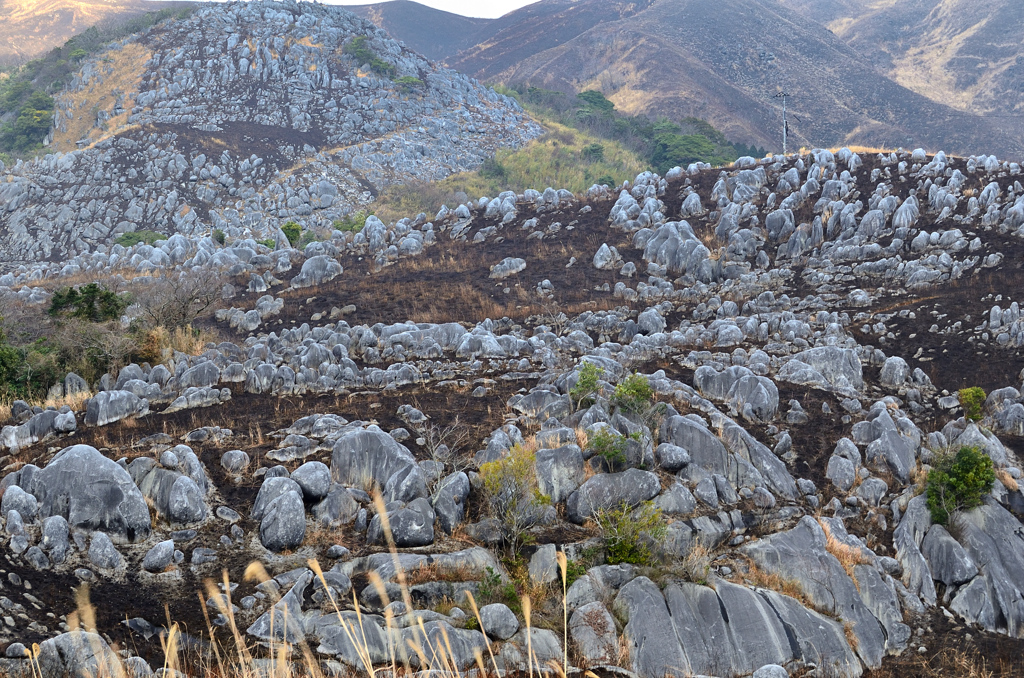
[394,76,423,93]
[334,210,371,233]
[256,238,276,249]
[48,283,130,322]
[280,221,301,247]
[959,387,986,422]
[569,361,603,411]
[581,143,605,162]
[479,442,549,551]
[588,428,628,465]
[477,566,519,613]
[594,501,666,566]
[115,230,164,247]
[480,156,507,181]
[926,445,996,525]
[612,372,654,412]
[344,36,395,77]
[212,228,226,245]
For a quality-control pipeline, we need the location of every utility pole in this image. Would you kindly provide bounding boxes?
[774,91,790,155]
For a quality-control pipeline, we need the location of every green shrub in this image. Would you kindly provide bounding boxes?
[48,283,130,322]
[479,443,549,551]
[589,428,628,465]
[115,230,164,247]
[394,76,423,93]
[959,387,986,422]
[480,157,507,181]
[477,566,519,613]
[212,228,226,245]
[569,361,603,411]
[595,501,666,566]
[256,238,276,249]
[280,221,301,247]
[581,143,605,162]
[334,211,371,233]
[926,446,996,525]
[344,36,395,77]
[612,372,654,412]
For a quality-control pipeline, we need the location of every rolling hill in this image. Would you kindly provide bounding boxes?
[354,0,1024,158]
[779,0,1024,119]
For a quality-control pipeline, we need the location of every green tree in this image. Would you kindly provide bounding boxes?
[612,373,654,413]
[595,501,666,566]
[926,446,996,525]
[48,283,130,322]
[281,221,301,247]
[569,361,603,411]
[959,387,986,422]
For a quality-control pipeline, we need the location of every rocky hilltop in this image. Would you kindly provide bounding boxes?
[0,142,1023,677]
[0,0,541,268]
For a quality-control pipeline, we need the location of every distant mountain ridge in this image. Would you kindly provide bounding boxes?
[352,0,1024,158]
[778,0,1024,120]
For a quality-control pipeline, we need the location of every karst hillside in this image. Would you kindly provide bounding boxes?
[0,2,1022,678]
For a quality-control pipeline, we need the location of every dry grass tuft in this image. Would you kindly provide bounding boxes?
[997,469,1019,493]
[819,519,872,581]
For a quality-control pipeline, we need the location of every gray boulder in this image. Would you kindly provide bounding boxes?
[89,531,124,570]
[142,540,175,573]
[367,498,434,547]
[777,346,863,392]
[741,516,887,668]
[569,601,618,665]
[331,425,418,492]
[566,468,660,523]
[35,632,124,678]
[85,390,149,427]
[1,485,37,520]
[489,257,526,279]
[8,445,150,542]
[879,356,910,388]
[290,255,342,288]
[252,477,304,521]
[259,490,306,552]
[535,444,585,503]
[291,461,331,500]
[41,515,69,564]
[479,603,519,640]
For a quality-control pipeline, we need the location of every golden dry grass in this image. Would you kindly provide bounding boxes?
[997,469,1019,493]
[819,519,872,581]
[51,42,152,152]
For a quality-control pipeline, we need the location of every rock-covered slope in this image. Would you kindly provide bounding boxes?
[0,0,541,268]
[0,145,1023,676]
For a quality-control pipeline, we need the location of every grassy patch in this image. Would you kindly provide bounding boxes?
[115,230,165,247]
[370,117,645,224]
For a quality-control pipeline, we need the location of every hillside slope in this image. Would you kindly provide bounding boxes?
[0,0,189,66]
[0,0,541,266]
[780,0,1024,119]
[355,0,1022,158]
[453,0,1023,157]
[346,0,493,62]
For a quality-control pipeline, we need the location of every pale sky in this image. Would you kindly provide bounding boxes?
[322,0,538,19]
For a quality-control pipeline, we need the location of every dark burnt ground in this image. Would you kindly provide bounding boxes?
[230,202,651,333]
[857,232,1024,394]
[869,608,1024,677]
[3,378,529,667]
